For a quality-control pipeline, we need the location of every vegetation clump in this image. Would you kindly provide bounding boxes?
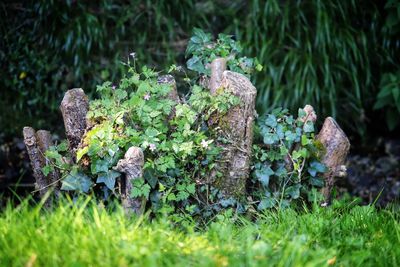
[41,31,326,223]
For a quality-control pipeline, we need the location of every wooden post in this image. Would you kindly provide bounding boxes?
[60,88,89,159]
[36,130,60,196]
[209,58,227,94]
[317,117,350,203]
[113,146,145,215]
[23,127,49,198]
[210,68,257,198]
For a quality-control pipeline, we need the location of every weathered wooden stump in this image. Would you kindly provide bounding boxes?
[23,127,60,200]
[209,58,257,198]
[317,117,350,203]
[113,146,145,215]
[60,88,89,159]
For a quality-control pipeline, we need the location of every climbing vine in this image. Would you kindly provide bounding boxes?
[42,30,326,223]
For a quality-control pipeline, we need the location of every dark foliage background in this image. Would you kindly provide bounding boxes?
[1,0,399,145]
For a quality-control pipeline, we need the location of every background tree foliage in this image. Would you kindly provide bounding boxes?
[1,0,399,144]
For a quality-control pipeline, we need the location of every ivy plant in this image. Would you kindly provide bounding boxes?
[251,108,326,210]
[42,30,326,223]
[186,28,262,77]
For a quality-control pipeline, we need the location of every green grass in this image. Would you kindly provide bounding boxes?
[0,197,399,266]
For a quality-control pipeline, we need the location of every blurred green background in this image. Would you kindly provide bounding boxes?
[1,0,399,146]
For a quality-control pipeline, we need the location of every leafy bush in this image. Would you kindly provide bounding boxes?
[251,108,326,210]
[374,71,400,130]
[186,28,262,76]
[42,33,326,222]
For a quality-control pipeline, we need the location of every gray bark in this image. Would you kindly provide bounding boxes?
[211,70,257,198]
[60,88,89,159]
[23,127,49,198]
[113,146,145,215]
[209,58,227,95]
[317,117,350,203]
[36,130,60,196]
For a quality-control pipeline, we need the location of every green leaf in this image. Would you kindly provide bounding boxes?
[310,177,325,187]
[176,191,190,201]
[263,133,278,145]
[285,184,301,199]
[61,171,92,193]
[303,121,314,133]
[41,165,54,176]
[258,197,275,210]
[76,146,88,162]
[114,89,127,101]
[57,141,68,152]
[265,115,277,127]
[308,161,327,176]
[298,108,307,119]
[186,183,196,194]
[255,166,274,187]
[91,159,110,174]
[96,170,120,190]
[187,56,206,74]
[301,135,309,146]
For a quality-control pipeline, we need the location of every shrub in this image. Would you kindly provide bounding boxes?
[42,33,326,223]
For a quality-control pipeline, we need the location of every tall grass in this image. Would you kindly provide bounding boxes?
[0,197,399,266]
[234,0,380,136]
[1,0,397,138]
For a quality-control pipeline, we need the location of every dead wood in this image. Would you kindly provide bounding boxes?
[23,127,48,197]
[36,130,60,196]
[113,146,145,215]
[209,58,227,94]
[60,88,89,159]
[317,117,350,203]
[211,70,257,198]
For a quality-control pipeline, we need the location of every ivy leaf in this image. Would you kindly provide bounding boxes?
[61,171,92,193]
[42,165,54,176]
[303,121,315,133]
[285,131,297,142]
[187,56,206,74]
[308,161,327,177]
[285,184,301,199]
[255,166,274,187]
[301,134,309,146]
[57,141,68,152]
[310,177,325,187]
[144,168,158,188]
[96,170,120,190]
[258,197,275,210]
[265,115,277,127]
[76,146,88,162]
[298,108,307,119]
[91,159,109,174]
[141,184,151,199]
[263,133,278,145]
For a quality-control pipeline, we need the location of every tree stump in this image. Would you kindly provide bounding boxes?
[23,127,48,198]
[36,130,60,196]
[209,58,227,94]
[157,74,180,119]
[113,146,145,215]
[317,117,350,203]
[210,65,257,198]
[60,88,89,159]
